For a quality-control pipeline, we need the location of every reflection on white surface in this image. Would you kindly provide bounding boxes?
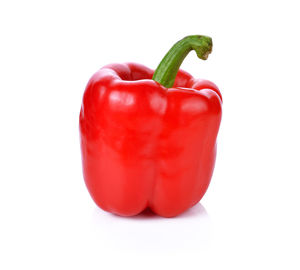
[90,203,211,252]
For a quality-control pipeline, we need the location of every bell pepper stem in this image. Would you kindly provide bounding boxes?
[152,35,213,88]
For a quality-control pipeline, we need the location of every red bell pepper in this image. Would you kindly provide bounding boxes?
[80,35,222,217]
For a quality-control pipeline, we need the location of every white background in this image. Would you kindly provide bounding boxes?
[1,0,300,269]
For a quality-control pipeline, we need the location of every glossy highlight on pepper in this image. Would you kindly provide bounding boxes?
[79,35,222,217]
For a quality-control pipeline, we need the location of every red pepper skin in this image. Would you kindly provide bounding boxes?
[80,63,222,217]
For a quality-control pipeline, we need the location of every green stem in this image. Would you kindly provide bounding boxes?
[152,35,213,88]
